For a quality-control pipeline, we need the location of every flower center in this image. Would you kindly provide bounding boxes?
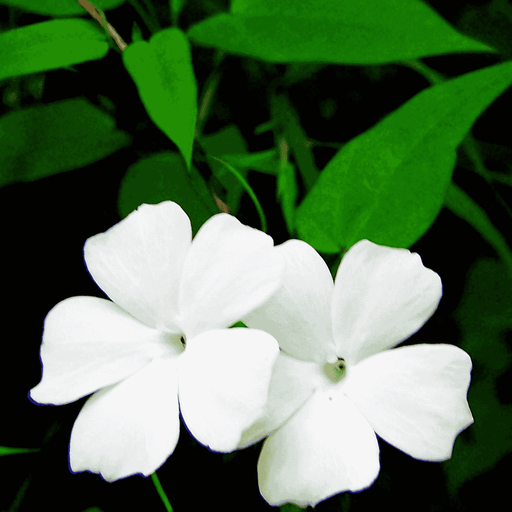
[323,357,346,383]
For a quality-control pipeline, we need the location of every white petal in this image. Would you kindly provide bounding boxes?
[84,201,191,331]
[244,240,337,364]
[332,240,442,365]
[178,328,279,452]
[178,214,283,339]
[29,297,171,405]
[69,355,180,482]
[238,352,319,448]
[342,344,473,461]
[258,388,380,507]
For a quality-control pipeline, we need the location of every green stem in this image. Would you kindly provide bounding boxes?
[208,156,268,233]
[151,472,173,512]
[127,0,161,34]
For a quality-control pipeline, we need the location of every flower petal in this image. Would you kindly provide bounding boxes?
[178,214,283,339]
[342,344,473,461]
[178,328,279,452]
[69,355,180,482]
[332,240,442,365]
[244,240,337,363]
[258,388,380,507]
[238,351,319,448]
[84,201,191,331]
[29,296,171,405]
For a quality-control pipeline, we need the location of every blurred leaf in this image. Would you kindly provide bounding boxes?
[296,60,512,253]
[123,28,197,169]
[0,19,108,81]
[277,160,298,234]
[0,0,125,15]
[82,508,104,512]
[117,151,218,234]
[171,0,188,23]
[0,97,132,188]
[270,93,318,191]
[188,0,494,64]
[199,124,248,213]
[219,150,279,175]
[0,446,38,456]
[444,258,512,493]
[131,21,144,43]
[445,182,512,282]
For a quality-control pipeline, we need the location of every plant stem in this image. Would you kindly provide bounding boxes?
[151,471,173,512]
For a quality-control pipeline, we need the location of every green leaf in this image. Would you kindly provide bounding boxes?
[0,446,39,456]
[123,28,197,169]
[444,182,512,282]
[295,60,512,253]
[188,0,494,64]
[117,151,218,234]
[444,258,512,493]
[0,19,109,81]
[0,97,132,188]
[0,0,125,16]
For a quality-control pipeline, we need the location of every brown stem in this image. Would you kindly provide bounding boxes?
[77,0,127,51]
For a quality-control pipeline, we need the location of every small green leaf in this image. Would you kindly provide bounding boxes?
[123,28,197,169]
[0,19,109,81]
[117,151,217,235]
[0,97,131,188]
[0,446,39,456]
[296,60,512,252]
[188,0,493,64]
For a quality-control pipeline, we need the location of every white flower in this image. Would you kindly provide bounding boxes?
[29,201,283,482]
[238,239,473,507]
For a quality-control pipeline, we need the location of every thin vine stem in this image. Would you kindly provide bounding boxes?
[151,471,173,512]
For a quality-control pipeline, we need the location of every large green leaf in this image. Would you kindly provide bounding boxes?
[188,0,493,64]
[123,28,197,169]
[0,0,125,15]
[0,97,132,188]
[117,151,218,235]
[295,60,512,252]
[0,19,108,81]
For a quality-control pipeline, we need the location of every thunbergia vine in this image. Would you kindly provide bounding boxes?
[238,239,473,507]
[29,201,283,481]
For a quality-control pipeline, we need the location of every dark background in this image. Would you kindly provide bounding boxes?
[1,1,511,510]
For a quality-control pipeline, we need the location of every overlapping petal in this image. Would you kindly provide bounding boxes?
[84,202,191,332]
[243,240,337,363]
[178,328,279,452]
[343,344,473,461]
[29,296,170,405]
[332,240,442,365]
[70,355,180,482]
[178,214,283,339]
[238,352,319,448]
[258,389,380,507]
